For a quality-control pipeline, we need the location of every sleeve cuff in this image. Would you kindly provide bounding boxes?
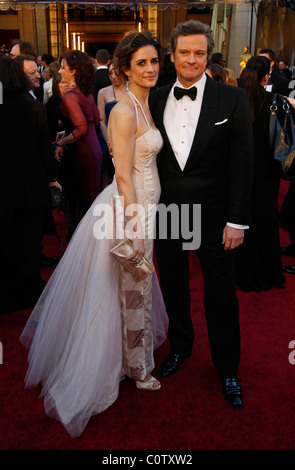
[226,222,249,230]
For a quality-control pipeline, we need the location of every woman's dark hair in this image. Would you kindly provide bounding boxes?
[61,50,95,96]
[52,72,63,97]
[113,30,162,83]
[238,55,271,121]
[0,55,30,93]
[170,20,214,58]
[206,63,226,83]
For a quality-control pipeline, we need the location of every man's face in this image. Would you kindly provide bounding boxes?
[10,44,20,59]
[23,59,40,90]
[278,61,285,71]
[171,34,208,88]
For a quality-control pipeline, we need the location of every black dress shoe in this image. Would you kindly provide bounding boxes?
[222,377,242,407]
[282,265,295,274]
[160,352,189,377]
[160,353,183,377]
[41,254,59,267]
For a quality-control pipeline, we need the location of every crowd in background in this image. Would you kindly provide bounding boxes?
[1,36,295,315]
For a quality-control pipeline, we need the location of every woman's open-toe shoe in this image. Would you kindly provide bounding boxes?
[135,376,161,391]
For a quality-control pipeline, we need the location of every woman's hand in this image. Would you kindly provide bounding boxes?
[126,237,145,265]
[55,144,63,162]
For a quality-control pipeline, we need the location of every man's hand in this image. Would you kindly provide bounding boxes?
[222,225,244,250]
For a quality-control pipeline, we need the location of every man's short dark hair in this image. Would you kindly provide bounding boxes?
[170,20,214,58]
[95,49,110,65]
[211,52,226,64]
[259,48,276,64]
[41,53,55,66]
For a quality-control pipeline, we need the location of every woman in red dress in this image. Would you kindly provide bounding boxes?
[55,50,102,227]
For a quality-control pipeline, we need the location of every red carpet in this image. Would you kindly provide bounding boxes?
[1,182,295,450]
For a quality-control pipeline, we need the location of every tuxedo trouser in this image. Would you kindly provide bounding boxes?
[155,228,240,378]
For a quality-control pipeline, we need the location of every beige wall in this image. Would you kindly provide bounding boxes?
[0,9,37,52]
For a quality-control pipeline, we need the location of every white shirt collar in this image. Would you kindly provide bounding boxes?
[29,89,37,99]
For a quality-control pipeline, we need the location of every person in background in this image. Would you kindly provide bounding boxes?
[10,40,37,59]
[236,55,286,292]
[97,61,126,187]
[206,62,226,82]
[259,48,290,96]
[45,72,70,141]
[0,56,60,313]
[224,67,238,86]
[55,50,102,228]
[43,61,60,104]
[93,48,112,105]
[14,54,41,99]
[278,60,292,81]
[210,52,226,67]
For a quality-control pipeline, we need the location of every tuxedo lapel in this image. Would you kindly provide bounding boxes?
[183,77,218,172]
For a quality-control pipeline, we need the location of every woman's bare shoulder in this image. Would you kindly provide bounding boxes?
[109,94,136,129]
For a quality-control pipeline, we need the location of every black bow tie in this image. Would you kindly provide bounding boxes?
[174,86,197,101]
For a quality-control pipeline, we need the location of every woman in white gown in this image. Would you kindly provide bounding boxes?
[20,31,168,438]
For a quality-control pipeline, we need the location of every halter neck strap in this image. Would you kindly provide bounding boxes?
[127,89,150,131]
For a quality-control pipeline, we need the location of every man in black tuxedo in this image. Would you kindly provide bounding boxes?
[93,48,112,105]
[149,20,254,407]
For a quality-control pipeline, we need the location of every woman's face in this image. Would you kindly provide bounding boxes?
[127,45,159,89]
[109,65,122,87]
[59,58,75,85]
[58,78,70,96]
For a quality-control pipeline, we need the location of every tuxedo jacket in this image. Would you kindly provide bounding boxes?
[149,77,254,231]
[93,68,111,105]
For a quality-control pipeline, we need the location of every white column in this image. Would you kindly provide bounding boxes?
[227,1,258,78]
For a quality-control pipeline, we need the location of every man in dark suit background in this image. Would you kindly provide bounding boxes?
[0,56,60,313]
[259,48,290,96]
[93,48,111,105]
[149,20,254,407]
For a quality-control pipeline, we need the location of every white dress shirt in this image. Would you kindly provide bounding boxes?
[163,72,247,230]
[164,73,206,171]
